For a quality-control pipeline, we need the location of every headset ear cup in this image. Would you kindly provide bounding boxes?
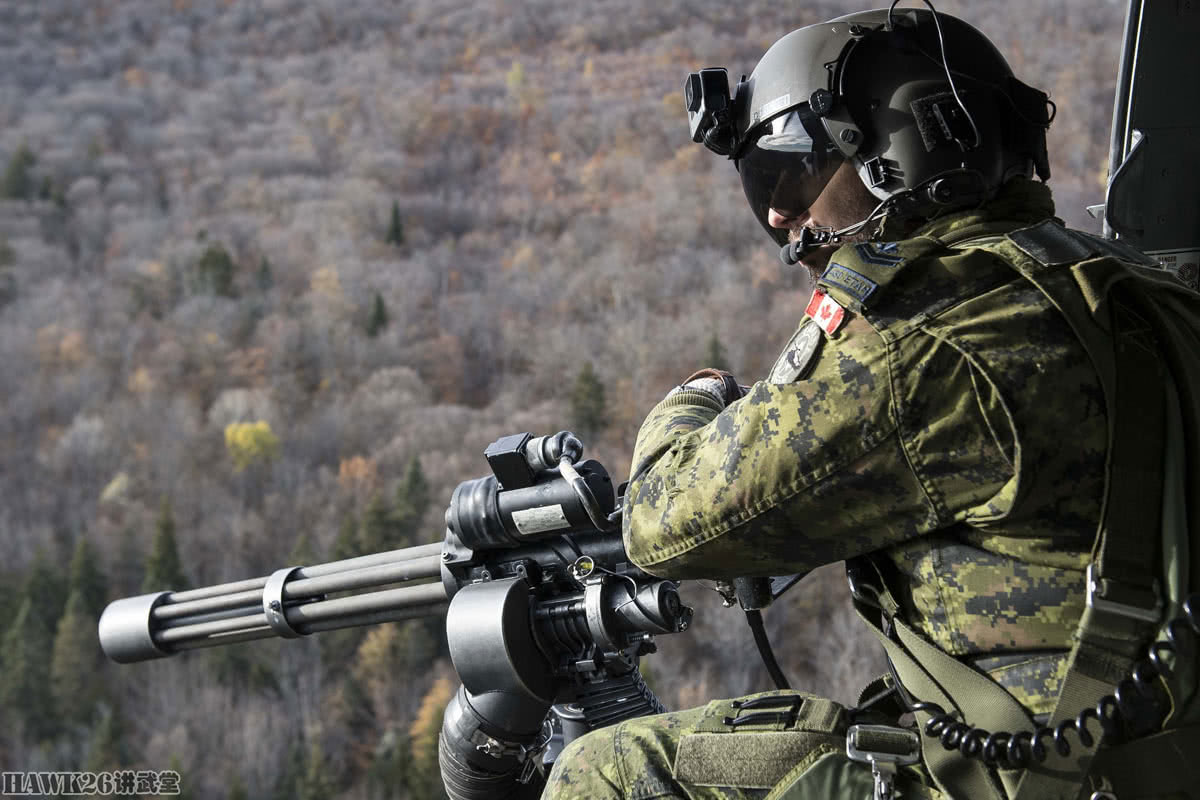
[1002,76,1053,180]
[833,9,1038,212]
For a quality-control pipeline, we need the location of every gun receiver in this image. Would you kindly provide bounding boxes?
[98,431,692,799]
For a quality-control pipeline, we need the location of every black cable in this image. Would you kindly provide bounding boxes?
[745,609,791,690]
[887,0,982,150]
[897,593,1200,769]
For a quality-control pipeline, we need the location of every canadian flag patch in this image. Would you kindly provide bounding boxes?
[805,289,846,335]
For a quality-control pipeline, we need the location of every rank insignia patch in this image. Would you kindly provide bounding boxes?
[854,242,905,267]
[805,289,846,336]
[821,262,878,305]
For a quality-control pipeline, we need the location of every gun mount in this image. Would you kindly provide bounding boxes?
[99,432,692,799]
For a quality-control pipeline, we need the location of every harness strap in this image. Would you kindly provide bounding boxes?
[1094,725,1200,795]
[844,225,1174,799]
[1003,238,1167,800]
[848,559,1022,800]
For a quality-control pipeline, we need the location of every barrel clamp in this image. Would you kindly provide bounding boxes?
[471,718,554,783]
[846,724,920,800]
[263,567,304,638]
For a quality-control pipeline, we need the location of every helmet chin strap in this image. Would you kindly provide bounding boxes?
[777,197,890,266]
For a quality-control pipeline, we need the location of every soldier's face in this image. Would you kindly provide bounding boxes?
[767,161,881,278]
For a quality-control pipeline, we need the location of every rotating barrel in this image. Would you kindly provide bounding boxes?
[99,542,448,663]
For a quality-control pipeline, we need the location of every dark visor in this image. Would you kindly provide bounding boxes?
[735,107,844,246]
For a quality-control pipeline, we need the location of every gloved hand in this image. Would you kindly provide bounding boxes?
[667,368,745,408]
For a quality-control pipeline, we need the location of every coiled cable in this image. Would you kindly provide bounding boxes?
[901,593,1199,769]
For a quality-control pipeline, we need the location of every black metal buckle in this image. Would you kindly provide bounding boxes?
[864,157,889,188]
[1086,564,1162,625]
[724,695,803,727]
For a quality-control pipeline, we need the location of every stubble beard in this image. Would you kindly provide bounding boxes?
[787,222,878,283]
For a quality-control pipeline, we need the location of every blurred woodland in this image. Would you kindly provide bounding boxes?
[0,1,1125,797]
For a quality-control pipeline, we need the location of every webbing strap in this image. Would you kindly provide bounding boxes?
[1095,725,1200,794]
[1091,301,1166,610]
[1004,251,1169,800]
[847,561,1016,800]
[892,619,1033,799]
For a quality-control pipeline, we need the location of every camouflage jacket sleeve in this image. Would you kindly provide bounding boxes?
[622,295,1018,580]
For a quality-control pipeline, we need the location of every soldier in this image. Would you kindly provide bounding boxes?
[546,6,1200,800]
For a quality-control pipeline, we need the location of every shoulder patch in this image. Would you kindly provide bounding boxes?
[1007,220,1092,267]
[1008,219,1158,269]
[1076,230,1159,267]
[821,262,877,304]
[768,321,823,384]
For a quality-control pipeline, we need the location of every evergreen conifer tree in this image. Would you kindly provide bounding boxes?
[227,775,248,800]
[1,144,35,200]
[366,292,389,337]
[0,234,14,267]
[385,201,404,246]
[196,243,237,297]
[207,642,278,693]
[2,598,58,740]
[272,744,306,800]
[331,672,377,772]
[322,515,368,666]
[115,526,143,597]
[51,589,104,723]
[705,331,730,372]
[288,531,317,566]
[332,513,361,561]
[22,551,68,633]
[256,257,274,291]
[68,534,109,618]
[569,361,607,439]
[0,573,18,637]
[367,730,410,800]
[393,456,430,546]
[167,755,189,800]
[359,493,392,554]
[300,743,335,800]
[84,704,127,773]
[143,500,188,592]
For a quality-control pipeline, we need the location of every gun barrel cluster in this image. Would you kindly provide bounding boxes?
[99,542,449,663]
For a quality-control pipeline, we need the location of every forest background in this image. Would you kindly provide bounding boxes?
[0,1,1125,797]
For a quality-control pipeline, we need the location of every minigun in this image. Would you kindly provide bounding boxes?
[98,432,693,799]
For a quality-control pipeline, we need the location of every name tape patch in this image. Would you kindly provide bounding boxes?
[821,263,878,305]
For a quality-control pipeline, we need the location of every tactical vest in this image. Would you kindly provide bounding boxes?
[824,219,1200,800]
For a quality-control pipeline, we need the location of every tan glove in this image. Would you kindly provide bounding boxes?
[670,368,745,407]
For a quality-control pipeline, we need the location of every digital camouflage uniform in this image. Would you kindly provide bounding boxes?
[544,178,1195,799]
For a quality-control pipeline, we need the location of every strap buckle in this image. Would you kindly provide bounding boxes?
[846,562,883,611]
[846,724,920,800]
[1085,564,1162,625]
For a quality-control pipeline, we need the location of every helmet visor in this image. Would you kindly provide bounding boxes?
[736,108,844,245]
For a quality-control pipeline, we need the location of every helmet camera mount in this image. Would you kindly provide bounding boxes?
[685,68,741,157]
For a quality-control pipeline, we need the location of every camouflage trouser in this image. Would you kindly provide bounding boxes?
[544,690,940,800]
